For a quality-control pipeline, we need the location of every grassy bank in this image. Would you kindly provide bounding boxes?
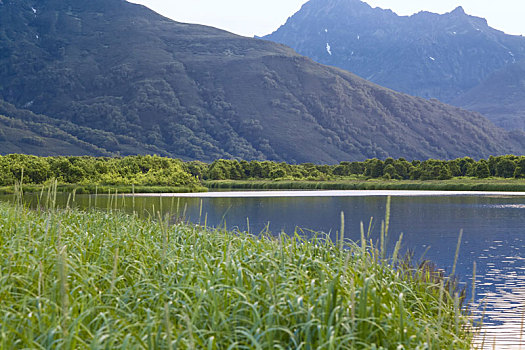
[205,178,525,192]
[5,177,525,196]
[0,201,473,348]
[0,183,207,195]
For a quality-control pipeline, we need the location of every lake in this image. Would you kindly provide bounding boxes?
[2,190,525,348]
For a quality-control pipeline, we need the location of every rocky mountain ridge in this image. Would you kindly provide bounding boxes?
[264,0,525,128]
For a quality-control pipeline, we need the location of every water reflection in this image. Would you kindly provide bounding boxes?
[1,191,525,347]
[473,237,525,349]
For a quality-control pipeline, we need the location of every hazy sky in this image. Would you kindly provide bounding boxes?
[128,0,525,38]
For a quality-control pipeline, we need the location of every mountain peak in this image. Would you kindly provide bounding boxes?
[451,6,466,15]
[300,0,376,16]
[445,5,488,27]
[264,0,524,104]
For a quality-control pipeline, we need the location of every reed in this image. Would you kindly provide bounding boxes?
[0,184,208,195]
[204,179,525,192]
[0,198,474,348]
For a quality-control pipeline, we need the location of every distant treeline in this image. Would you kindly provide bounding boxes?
[189,155,525,181]
[1,154,525,187]
[0,154,199,187]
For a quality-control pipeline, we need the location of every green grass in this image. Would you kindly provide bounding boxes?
[205,178,525,192]
[0,199,474,348]
[0,183,208,195]
[5,177,525,196]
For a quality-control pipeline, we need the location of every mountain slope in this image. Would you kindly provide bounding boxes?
[453,61,525,131]
[1,0,524,162]
[263,0,525,104]
[0,99,167,157]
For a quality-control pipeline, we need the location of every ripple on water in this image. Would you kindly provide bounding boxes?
[485,204,525,209]
[473,260,525,349]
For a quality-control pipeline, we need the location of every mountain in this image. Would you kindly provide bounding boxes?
[263,0,525,104]
[453,61,525,131]
[1,0,524,163]
[0,99,165,156]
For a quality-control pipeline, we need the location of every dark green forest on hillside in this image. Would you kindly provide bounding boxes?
[2,154,525,189]
[0,100,168,157]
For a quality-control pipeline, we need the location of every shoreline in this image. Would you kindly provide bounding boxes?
[126,189,525,198]
[204,179,525,193]
[4,178,525,196]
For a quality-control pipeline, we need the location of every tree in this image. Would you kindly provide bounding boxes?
[393,158,413,179]
[474,161,490,178]
[438,164,452,180]
[514,157,525,178]
[270,169,286,179]
[333,162,351,176]
[456,157,475,176]
[383,164,399,179]
[513,166,525,179]
[495,157,516,178]
[364,159,384,178]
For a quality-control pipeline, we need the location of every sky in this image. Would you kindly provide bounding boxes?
[128,0,525,38]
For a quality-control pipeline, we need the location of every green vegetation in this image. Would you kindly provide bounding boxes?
[0,184,204,195]
[0,100,165,157]
[194,156,525,181]
[0,154,204,192]
[205,178,525,192]
[0,198,473,348]
[3,154,525,193]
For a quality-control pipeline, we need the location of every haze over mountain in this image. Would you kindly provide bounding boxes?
[264,0,525,130]
[1,0,524,162]
[453,61,525,131]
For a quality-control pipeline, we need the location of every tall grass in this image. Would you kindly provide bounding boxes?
[0,183,208,195]
[0,199,473,348]
[205,179,525,192]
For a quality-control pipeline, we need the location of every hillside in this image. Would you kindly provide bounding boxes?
[0,99,167,157]
[1,0,524,162]
[453,61,525,131]
[263,0,525,104]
